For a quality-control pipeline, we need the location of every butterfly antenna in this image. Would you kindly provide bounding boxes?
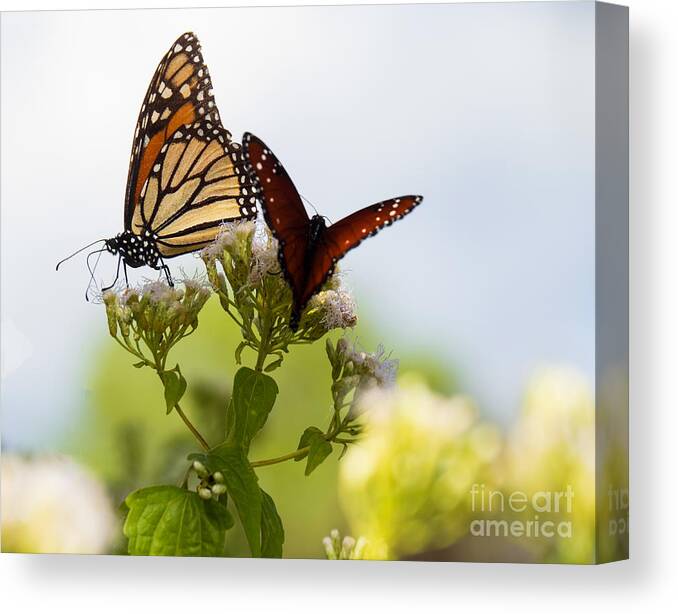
[84,247,106,302]
[300,193,321,217]
[56,239,106,271]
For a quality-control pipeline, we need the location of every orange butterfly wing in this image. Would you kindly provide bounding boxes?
[124,32,256,256]
[308,195,423,302]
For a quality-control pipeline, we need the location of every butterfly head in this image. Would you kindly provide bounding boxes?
[104,235,120,255]
[105,230,160,269]
[309,214,327,244]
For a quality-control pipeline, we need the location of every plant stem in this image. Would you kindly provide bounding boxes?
[249,418,350,468]
[255,345,268,372]
[152,363,210,452]
[250,446,310,467]
[254,321,272,372]
[174,402,210,451]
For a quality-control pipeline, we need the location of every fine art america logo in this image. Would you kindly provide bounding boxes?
[469,484,575,539]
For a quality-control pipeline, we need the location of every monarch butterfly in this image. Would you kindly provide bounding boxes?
[57,32,258,295]
[242,132,423,330]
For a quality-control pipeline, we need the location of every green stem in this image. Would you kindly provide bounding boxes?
[250,446,310,467]
[218,294,245,329]
[255,345,268,372]
[174,402,210,451]
[254,312,273,372]
[114,337,149,365]
[152,361,210,452]
[250,419,349,468]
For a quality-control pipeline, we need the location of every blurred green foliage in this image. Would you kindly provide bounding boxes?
[67,296,457,558]
[64,294,621,564]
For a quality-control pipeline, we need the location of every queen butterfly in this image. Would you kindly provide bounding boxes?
[243,132,423,330]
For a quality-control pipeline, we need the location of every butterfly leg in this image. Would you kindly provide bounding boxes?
[159,260,174,287]
[101,256,122,293]
[84,247,107,302]
[123,261,130,287]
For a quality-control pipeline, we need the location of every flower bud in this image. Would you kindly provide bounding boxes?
[213,471,224,483]
[104,304,118,338]
[353,537,367,560]
[333,375,362,404]
[325,338,336,364]
[197,487,212,500]
[211,484,227,495]
[336,337,350,356]
[340,536,356,560]
[322,537,337,560]
[192,460,208,477]
[119,318,131,339]
[330,528,341,553]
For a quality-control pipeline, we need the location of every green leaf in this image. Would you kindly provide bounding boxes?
[264,356,283,372]
[123,485,232,556]
[132,360,146,369]
[224,397,235,444]
[201,444,263,557]
[161,366,187,414]
[325,337,335,363]
[296,427,332,475]
[294,426,323,462]
[227,367,278,450]
[306,438,332,476]
[212,497,235,530]
[260,489,284,558]
[234,341,247,365]
[211,494,235,531]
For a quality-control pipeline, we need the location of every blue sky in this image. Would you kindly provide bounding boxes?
[1,2,595,446]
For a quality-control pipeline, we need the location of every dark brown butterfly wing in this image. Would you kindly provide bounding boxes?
[124,32,256,252]
[301,195,423,309]
[243,132,310,301]
[244,133,423,330]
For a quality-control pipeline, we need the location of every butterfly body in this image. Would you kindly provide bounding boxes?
[304,214,329,264]
[242,132,423,330]
[105,230,162,270]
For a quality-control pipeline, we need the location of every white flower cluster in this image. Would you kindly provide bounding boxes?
[337,339,399,387]
[102,277,211,347]
[201,219,360,370]
[322,528,367,560]
[192,460,227,501]
[249,222,280,284]
[309,287,357,331]
[1,454,117,554]
[105,277,210,309]
[201,219,257,260]
[202,219,284,294]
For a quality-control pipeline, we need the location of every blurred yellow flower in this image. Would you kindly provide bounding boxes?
[500,367,596,563]
[1,454,117,554]
[596,367,629,561]
[338,375,501,560]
